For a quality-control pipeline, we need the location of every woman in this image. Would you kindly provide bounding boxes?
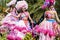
[0,0,18,31]
[33,0,60,40]
[14,0,34,29]
[39,5,60,40]
[39,6,60,40]
[7,1,34,40]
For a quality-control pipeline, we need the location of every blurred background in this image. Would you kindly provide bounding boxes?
[0,0,60,40]
[0,0,60,23]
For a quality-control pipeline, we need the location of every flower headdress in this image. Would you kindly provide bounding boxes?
[6,0,17,7]
[15,0,28,10]
[41,0,55,9]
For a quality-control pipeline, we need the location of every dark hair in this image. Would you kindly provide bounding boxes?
[17,9,23,13]
[9,5,12,8]
[17,0,21,1]
[15,0,22,4]
[9,5,15,8]
[17,8,27,13]
[48,2,54,8]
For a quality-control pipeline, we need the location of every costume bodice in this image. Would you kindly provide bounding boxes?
[20,12,29,19]
[45,11,55,19]
[10,8,18,16]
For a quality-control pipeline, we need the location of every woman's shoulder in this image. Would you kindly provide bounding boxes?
[46,10,56,13]
[24,11,29,15]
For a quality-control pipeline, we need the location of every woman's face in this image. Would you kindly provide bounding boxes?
[49,6,54,10]
[22,7,26,12]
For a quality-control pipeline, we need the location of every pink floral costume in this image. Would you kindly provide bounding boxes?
[1,8,18,30]
[1,0,18,28]
[7,1,31,40]
[33,11,58,39]
[7,12,31,40]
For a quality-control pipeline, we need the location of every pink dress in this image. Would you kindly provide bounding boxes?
[7,12,31,40]
[34,12,58,37]
[1,8,18,29]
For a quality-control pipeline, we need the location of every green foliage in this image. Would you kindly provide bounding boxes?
[24,33,32,40]
[0,0,60,40]
[0,32,7,40]
[26,0,44,22]
[0,0,60,21]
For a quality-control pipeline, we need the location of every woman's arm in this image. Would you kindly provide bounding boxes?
[39,11,46,26]
[12,13,21,18]
[28,12,34,23]
[5,8,10,13]
[55,11,60,23]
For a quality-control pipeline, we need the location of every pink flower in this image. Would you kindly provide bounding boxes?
[7,35,15,40]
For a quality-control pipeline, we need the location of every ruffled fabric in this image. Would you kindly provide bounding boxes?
[33,20,57,37]
[6,0,17,7]
[15,1,28,10]
[1,8,18,31]
[7,20,31,40]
